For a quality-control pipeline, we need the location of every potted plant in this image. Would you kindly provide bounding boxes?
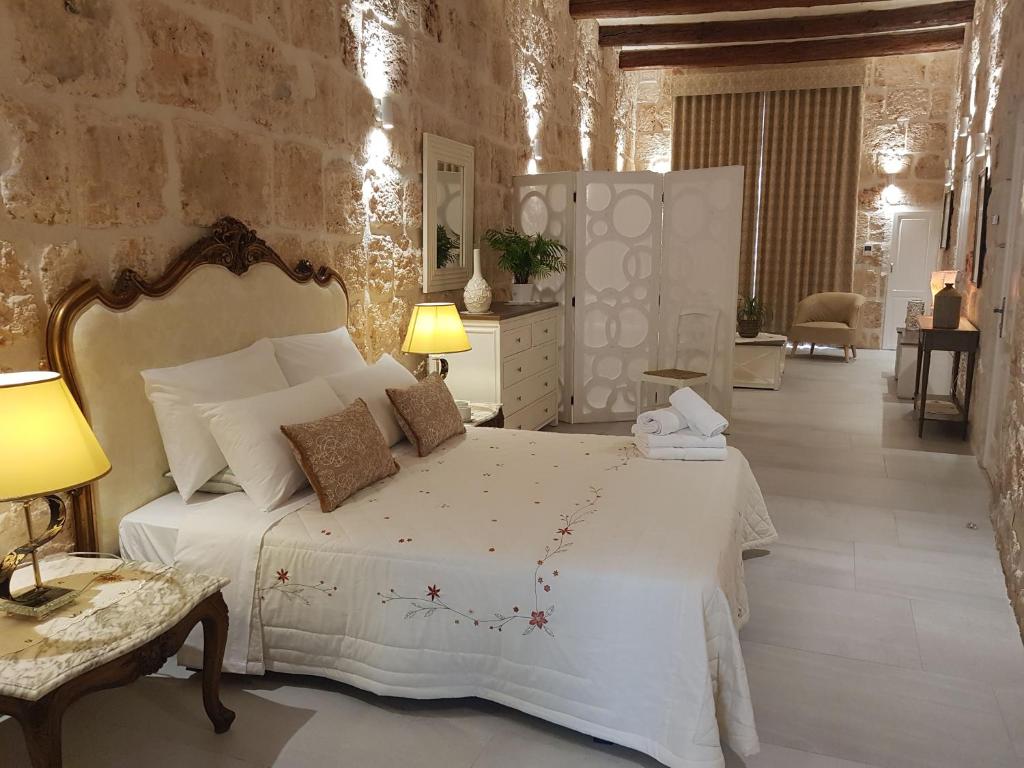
[484,227,567,304]
[737,296,768,338]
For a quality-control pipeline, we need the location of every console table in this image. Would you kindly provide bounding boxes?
[0,557,233,767]
[913,316,979,439]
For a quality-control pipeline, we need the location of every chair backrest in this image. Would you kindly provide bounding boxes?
[793,292,866,328]
[675,307,719,379]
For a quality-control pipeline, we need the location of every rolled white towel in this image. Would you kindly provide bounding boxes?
[668,388,728,437]
[634,429,727,450]
[634,407,685,436]
[637,444,728,461]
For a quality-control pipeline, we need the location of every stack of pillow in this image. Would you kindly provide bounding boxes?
[632,388,729,461]
[142,327,466,515]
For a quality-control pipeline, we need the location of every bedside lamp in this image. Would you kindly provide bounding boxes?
[0,371,110,617]
[402,302,471,378]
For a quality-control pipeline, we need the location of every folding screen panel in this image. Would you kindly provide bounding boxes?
[515,173,576,421]
[660,166,744,420]
[572,172,663,423]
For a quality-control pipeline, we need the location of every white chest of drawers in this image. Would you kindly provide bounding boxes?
[441,302,561,430]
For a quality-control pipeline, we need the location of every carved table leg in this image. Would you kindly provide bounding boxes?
[199,593,235,734]
[16,699,64,768]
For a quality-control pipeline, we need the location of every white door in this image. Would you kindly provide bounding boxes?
[882,209,941,349]
[980,117,1024,470]
[572,172,663,423]
[515,173,576,421]
[660,166,744,419]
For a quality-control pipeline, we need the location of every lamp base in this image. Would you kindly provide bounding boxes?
[0,585,76,619]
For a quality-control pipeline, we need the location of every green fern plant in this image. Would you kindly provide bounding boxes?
[483,227,567,285]
[436,225,461,269]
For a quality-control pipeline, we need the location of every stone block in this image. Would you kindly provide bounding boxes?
[110,237,173,283]
[222,25,301,131]
[0,99,71,224]
[254,0,288,38]
[273,141,324,230]
[914,153,947,180]
[884,88,930,123]
[290,0,339,56]
[362,15,409,95]
[0,241,40,350]
[332,239,368,296]
[324,158,365,236]
[135,0,220,112]
[39,240,96,308]
[72,108,167,227]
[907,121,952,154]
[872,56,927,88]
[7,0,127,96]
[264,232,330,269]
[367,294,412,357]
[175,119,271,227]
[853,266,881,300]
[366,170,404,237]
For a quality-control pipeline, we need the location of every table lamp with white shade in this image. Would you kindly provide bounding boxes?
[401,302,471,378]
[0,371,111,617]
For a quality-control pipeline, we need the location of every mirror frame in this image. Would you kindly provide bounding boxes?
[423,133,474,292]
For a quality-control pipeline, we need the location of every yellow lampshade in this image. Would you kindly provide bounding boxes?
[0,371,111,501]
[401,303,471,355]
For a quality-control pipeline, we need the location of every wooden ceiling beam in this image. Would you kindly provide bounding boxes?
[599,2,974,47]
[618,27,965,69]
[571,0,870,20]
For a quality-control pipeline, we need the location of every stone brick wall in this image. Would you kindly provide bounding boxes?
[0,0,630,374]
[951,0,1024,641]
[627,54,958,349]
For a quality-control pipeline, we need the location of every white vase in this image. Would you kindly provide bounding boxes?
[463,248,492,313]
[509,283,534,305]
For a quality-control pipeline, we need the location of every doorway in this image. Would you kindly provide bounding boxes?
[882,208,941,350]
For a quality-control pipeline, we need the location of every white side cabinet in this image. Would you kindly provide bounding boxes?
[442,303,561,431]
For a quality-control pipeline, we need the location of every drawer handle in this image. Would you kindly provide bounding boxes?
[517,366,523,373]
[544,381,549,387]
[516,395,522,401]
[544,408,549,413]
[543,355,549,361]
[543,328,549,334]
[516,337,522,343]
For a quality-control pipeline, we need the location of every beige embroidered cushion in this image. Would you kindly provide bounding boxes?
[281,398,399,513]
[386,373,466,457]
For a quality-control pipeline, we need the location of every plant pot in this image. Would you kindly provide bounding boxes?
[737,318,761,338]
[509,283,535,305]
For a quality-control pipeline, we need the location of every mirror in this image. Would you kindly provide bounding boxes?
[423,134,474,292]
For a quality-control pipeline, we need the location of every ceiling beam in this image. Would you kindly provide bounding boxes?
[618,27,965,69]
[599,2,974,47]
[571,0,870,20]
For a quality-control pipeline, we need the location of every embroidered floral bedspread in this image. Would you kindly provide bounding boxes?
[183,428,776,768]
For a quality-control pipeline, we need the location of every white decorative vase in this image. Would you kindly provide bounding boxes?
[509,283,534,305]
[463,248,492,313]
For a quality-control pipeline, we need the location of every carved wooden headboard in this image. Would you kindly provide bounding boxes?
[46,218,349,553]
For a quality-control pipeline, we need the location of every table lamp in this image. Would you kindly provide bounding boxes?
[0,371,110,618]
[401,302,471,378]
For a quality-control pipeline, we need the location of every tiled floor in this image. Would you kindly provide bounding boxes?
[3,349,1022,767]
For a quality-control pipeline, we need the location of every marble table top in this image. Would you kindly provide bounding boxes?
[0,557,227,701]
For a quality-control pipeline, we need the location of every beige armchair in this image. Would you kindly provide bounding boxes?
[788,292,866,362]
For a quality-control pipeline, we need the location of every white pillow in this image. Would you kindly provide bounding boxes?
[142,339,290,501]
[325,354,417,446]
[164,468,242,495]
[271,327,366,385]
[197,378,344,512]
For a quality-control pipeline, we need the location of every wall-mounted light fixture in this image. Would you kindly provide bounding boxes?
[883,184,903,206]
[531,135,543,161]
[959,117,971,138]
[973,131,987,158]
[375,96,395,131]
[880,152,906,176]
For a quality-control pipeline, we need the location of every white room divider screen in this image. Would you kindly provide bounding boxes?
[515,167,743,424]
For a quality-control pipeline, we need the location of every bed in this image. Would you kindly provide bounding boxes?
[49,218,776,768]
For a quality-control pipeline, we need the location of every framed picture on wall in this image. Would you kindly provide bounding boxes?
[971,167,992,286]
[940,188,954,249]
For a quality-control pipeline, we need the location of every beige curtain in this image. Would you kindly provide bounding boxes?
[672,92,763,298]
[756,86,862,333]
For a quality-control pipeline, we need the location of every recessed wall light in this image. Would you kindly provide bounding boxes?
[531,135,543,161]
[375,96,394,131]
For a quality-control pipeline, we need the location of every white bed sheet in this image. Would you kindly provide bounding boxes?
[171,428,776,768]
[118,490,215,565]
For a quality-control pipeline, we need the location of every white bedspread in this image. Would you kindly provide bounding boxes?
[174,428,776,768]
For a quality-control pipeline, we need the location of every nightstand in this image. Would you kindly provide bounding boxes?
[468,404,504,428]
[0,557,234,767]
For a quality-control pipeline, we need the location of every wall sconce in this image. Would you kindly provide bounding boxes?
[531,135,543,161]
[375,96,394,130]
[880,152,906,176]
[973,132,987,158]
[959,117,970,138]
[883,184,903,206]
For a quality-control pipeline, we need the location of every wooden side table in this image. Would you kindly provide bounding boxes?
[733,333,788,390]
[0,558,233,767]
[913,316,980,439]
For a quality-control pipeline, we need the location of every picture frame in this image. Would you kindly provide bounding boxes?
[970,167,992,286]
[940,188,954,250]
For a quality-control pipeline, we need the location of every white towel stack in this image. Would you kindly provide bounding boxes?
[632,389,729,461]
